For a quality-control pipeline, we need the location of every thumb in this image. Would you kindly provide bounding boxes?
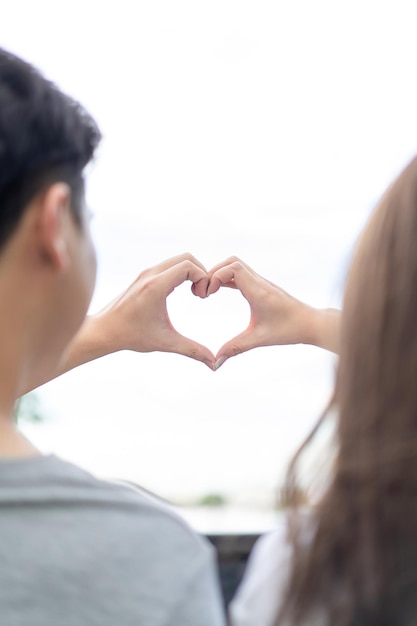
[214,329,256,370]
[170,331,216,371]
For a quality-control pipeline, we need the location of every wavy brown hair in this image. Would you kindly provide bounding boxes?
[277,155,417,626]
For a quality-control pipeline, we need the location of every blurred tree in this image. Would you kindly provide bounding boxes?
[14,392,46,424]
[198,493,227,507]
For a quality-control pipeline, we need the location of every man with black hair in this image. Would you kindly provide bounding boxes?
[0,48,224,625]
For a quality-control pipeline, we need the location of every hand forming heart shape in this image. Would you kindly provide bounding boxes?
[99,253,309,371]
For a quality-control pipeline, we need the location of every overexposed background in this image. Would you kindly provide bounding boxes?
[3,1,417,509]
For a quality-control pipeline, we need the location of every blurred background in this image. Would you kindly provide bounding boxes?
[5,0,417,529]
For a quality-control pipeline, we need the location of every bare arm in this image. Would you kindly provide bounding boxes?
[22,254,341,392]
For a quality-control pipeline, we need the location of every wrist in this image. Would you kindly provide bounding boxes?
[65,314,120,371]
[306,307,341,354]
[82,312,122,358]
[296,304,320,346]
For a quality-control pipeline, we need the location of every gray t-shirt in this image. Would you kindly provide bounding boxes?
[0,454,226,626]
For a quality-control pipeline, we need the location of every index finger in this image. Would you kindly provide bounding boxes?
[142,253,208,279]
[159,260,209,295]
[207,261,259,302]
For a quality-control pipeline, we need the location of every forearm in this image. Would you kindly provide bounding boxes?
[23,315,119,394]
[60,314,120,373]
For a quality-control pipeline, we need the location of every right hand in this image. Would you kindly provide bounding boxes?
[193,257,320,369]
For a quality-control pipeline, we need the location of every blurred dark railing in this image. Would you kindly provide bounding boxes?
[118,481,265,607]
[205,533,260,608]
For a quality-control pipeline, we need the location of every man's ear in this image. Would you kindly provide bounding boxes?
[38,183,72,271]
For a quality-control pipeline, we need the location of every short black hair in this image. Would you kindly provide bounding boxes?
[0,48,101,250]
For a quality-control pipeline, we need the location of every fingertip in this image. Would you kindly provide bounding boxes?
[191,283,202,298]
[195,346,216,369]
[192,278,209,299]
[214,355,228,371]
[207,280,219,296]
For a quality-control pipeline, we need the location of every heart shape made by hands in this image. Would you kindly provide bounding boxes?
[167,282,250,355]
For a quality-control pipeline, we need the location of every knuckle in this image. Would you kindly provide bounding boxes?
[181,259,195,273]
[182,259,203,280]
[230,344,243,356]
[137,267,151,281]
[180,252,200,268]
[141,276,158,293]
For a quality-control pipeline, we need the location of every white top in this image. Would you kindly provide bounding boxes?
[229,512,315,626]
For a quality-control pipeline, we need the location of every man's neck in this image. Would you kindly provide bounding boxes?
[0,417,41,458]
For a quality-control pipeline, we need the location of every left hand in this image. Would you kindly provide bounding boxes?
[23,254,216,394]
[83,253,217,369]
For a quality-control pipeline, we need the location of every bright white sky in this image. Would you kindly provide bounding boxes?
[3,1,417,508]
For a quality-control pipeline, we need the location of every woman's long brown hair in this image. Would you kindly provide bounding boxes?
[276,155,417,626]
